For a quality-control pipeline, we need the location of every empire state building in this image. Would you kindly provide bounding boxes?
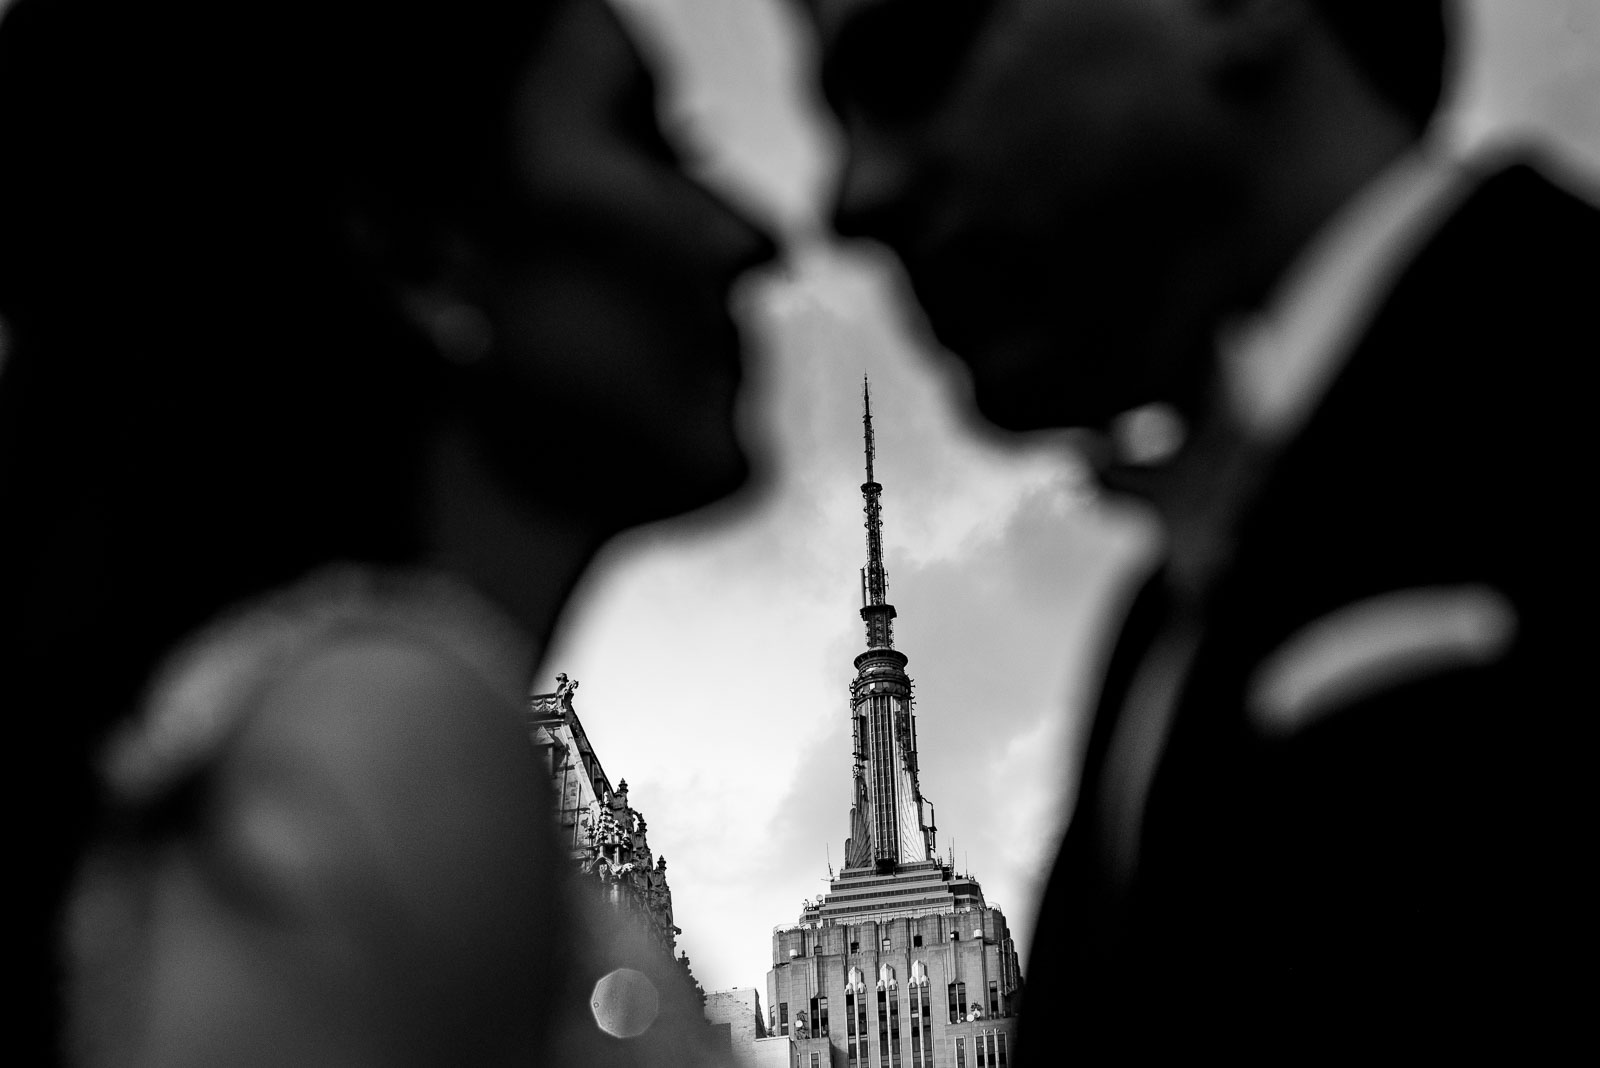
[848,378,934,874]
[766,380,1022,1068]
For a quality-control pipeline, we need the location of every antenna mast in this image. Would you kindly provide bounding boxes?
[860,377,893,645]
[862,374,877,484]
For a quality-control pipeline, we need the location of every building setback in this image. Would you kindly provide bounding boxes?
[767,381,1022,1068]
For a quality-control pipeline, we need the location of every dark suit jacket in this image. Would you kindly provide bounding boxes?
[1020,164,1598,1060]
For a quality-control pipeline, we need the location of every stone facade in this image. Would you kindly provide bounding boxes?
[527,673,686,965]
[526,673,727,1063]
[769,874,1019,1068]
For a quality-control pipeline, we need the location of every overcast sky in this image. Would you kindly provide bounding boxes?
[548,0,1600,999]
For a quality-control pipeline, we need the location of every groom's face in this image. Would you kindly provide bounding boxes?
[808,0,1236,430]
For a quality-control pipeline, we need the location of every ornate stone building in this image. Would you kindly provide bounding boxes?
[767,382,1022,1068]
[526,673,712,1032]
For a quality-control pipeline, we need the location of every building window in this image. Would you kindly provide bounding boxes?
[846,992,860,1068]
[811,1056,821,1068]
[851,940,860,953]
[909,983,930,1068]
[947,981,966,1024]
[780,1002,788,1037]
[950,931,959,942]
[997,1033,1008,1066]
[847,989,869,1068]
[977,1033,987,1067]
[919,980,932,1064]
[913,934,923,948]
[818,995,829,1037]
[882,936,892,952]
[878,988,890,1068]
[955,1037,966,1068]
[888,987,902,1068]
[989,980,1000,1018]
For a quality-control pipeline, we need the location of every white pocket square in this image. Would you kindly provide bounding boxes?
[1247,584,1518,736]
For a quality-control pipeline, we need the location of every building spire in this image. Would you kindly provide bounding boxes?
[844,379,932,873]
[768,385,1021,1052]
[862,374,877,484]
[860,376,893,647]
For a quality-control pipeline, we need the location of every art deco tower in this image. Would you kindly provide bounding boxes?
[848,379,936,873]
[764,380,1022,1068]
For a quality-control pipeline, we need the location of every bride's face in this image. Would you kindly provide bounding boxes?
[472,0,777,521]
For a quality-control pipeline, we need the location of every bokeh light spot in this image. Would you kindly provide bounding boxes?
[590,967,660,1038]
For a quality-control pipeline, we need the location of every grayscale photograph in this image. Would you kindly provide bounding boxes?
[3,0,1595,1064]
